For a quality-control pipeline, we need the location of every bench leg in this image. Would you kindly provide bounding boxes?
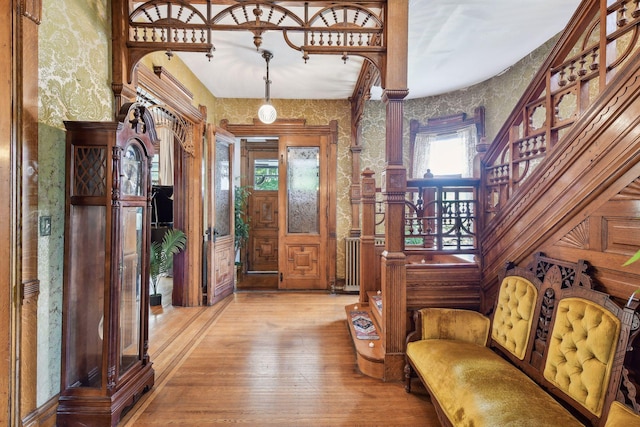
[404,363,412,393]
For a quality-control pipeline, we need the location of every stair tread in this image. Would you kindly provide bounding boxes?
[344,303,384,361]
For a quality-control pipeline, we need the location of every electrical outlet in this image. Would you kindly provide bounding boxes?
[40,215,51,236]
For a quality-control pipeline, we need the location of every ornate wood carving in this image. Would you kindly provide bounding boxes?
[532,287,555,369]
[530,253,591,290]
[613,177,640,200]
[482,0,640,228]
[116,0,386,82]
[557,220,589,249]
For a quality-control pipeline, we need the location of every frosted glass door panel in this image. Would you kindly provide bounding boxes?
[215,142,231,236]
[287,147,319,234]
[120,206,142,376]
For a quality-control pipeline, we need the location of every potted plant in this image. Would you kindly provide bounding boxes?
[149,228,187,306]
[234,185,251,280]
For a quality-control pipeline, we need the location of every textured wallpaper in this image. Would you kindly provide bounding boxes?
[37,0,113,406]
[39,0,112,127]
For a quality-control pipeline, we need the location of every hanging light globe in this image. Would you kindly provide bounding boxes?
[258,102,277,124]
[258,50,277,124]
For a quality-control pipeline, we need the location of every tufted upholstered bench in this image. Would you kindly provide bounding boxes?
[405,253,640,427]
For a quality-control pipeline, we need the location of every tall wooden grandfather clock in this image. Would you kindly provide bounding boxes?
[57,103,157,426]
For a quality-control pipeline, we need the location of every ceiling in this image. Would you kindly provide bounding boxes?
[177,0,582,101]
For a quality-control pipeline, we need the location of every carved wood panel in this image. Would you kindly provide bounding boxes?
[247,145,279,272]
[249,232,278,272]
[251,192,278,229]
[214,238,234,295]
[283,244,320,280]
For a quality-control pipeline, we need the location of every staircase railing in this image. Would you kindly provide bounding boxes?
[405,177,480,255]
[483,0,640,224]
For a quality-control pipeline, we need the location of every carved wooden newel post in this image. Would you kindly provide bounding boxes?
[360,168,377,305]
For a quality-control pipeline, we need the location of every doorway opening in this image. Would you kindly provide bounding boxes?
[238,140,280,289]
[225,119,338,292]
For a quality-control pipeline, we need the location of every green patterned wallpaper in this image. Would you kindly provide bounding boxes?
[37,0,113,406]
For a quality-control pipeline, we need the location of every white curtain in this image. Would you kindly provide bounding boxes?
[457,124,477,178]
[412,133,436,179]
[158,125,174,185]
[412,124,478,178]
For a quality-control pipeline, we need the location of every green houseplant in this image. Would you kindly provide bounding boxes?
[234,185,251,280]
[234,185,251,255]
[149,228,187,306]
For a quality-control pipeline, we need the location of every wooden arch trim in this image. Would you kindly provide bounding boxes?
[112,0,387,85]
[147,104,195,156]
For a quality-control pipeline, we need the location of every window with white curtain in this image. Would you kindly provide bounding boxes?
[412,124,478,179]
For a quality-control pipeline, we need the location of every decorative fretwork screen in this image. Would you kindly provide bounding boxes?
[126,1,386,69]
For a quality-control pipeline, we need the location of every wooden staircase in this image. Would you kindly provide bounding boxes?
[345,291,385,379]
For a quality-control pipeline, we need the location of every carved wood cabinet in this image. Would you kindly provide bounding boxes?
[57,103,156,426]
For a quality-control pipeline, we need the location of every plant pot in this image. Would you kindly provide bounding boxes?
[150,293,162,306]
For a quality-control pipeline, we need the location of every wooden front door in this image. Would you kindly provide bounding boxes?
[204,125,235,305]
[278,135,328,290]
[247,148,279,272]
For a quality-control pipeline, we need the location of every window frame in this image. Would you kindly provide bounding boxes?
[409,106,485,179]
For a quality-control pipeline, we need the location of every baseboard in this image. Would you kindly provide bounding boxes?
[22,394,58,427]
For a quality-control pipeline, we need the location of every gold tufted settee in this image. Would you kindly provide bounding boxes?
[404,253,640,427]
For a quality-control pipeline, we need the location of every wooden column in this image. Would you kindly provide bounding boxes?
[380,91,408,380]
[111,0,137,110]
[359,168,377,305]
[349,134,363,238]
[173,113,205,307]
[380,0,409,381]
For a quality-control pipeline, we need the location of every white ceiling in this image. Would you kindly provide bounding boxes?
[177,0,582,101]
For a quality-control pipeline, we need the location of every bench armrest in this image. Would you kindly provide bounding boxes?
[410,307,491,346]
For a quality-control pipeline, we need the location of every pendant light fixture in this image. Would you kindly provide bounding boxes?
[258,50,277,124]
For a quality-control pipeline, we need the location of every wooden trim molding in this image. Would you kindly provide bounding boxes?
[136,64,203,124]
[20,0,42,24]
[153,66,193,99]
[22,394,57,427]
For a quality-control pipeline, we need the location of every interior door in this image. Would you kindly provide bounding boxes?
[247,148,279,272]
[204,125,235,305]
[278,135,328,290]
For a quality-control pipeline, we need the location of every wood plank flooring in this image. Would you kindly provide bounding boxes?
[121,291,438,426]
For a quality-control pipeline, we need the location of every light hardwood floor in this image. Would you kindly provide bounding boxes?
[121,291,439,426]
